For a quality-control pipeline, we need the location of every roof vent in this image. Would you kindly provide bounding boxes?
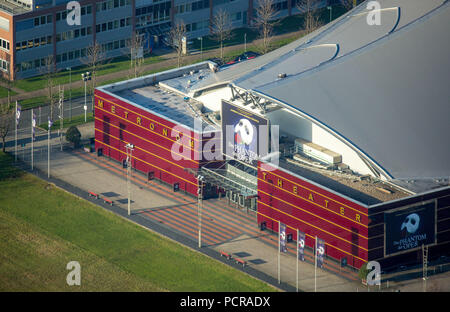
[278,73,287,79]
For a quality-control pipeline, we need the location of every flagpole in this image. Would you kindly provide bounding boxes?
[278,220,281,284]
[315,236,317,292]
[296,229,299,292]
[31,109,33,171]
[15,100,17,162]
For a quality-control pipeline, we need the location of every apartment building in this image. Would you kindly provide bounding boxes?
[0,0,334,79]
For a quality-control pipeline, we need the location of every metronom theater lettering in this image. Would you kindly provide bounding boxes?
[97,98,198,149]
[259,169,366,225]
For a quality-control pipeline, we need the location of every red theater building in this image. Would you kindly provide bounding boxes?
[94,64,222,197]
[95,0,450,272]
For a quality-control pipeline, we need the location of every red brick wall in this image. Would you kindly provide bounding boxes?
[94,89,222,195]
[257,161,369,269]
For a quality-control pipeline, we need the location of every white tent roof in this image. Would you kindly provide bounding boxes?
[192,0,450,183]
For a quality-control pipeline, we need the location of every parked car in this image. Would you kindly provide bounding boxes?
[207,57,225,67]
[226,51,260,65]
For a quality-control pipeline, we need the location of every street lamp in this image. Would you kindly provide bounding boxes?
[125,143,135,216]
[197,37,203,61]
[244,33,247,52]
[197,175,204,248]
[66,67,72,121]
[327,6,332,23]
[81,71,91,122]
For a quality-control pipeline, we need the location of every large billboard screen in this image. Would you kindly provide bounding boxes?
[384,201,436,256]
[221,100,269,167]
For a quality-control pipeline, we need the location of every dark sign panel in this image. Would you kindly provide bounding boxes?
[280,223,287,253]
[298,230,305,261]
[221,100,269,167]
[385,202,436,256]
[316,238,325,268]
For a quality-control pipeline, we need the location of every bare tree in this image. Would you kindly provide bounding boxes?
[0,63,15,107]
[82,42,106,109]
[254,0,278,54]
[169,21,187,68]
[296,0,322,34]
[40,55,57,121]
[0,68,13,152]
[0,99,13,152]
[339,0,355,10]
[211,9,233,60]
[125,31,145,78]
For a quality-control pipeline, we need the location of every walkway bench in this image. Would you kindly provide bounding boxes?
[235,258,247,267]
[220,251,232,260]
[103,197,114,206]
[88,191,99,199]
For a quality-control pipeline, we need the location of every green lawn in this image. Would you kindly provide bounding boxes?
[19,87,85,110]
[0,87,17,99]
[190,4,348,52]
[190,27,260,52]
[18,34,297,110]
[0,152,276,292]
[39,113,94,131]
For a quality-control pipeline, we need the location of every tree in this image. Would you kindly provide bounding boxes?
[296,0,322,34]
[254,0,278,54]
[0,62,15,106]
[82,42,106,110]
[125,31,145,79]
[340,0,356,11]
[40,55,57,122]
[65,125,81,148]
[0,67,14,152]
[0,98,13,152]
[358,262,369,282]
[169,21,187,68]
[211,9,233,60]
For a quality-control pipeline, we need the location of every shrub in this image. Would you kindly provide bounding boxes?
[358,262,369,281]
[66,126,81,147]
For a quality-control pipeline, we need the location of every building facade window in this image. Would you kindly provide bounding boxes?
[56,5,92,21]
[96,0,131,12]
[0,38,10,51]
[56,26,92,42]
[0,59,9,72]
[96,18,131,33]
[34,14,52,27]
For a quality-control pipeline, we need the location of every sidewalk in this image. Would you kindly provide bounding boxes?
[1,30,304,105]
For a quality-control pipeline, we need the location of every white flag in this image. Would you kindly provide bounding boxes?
[16,102,21,125]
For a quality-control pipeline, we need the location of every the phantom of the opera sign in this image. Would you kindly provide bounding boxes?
[384,202,436,255]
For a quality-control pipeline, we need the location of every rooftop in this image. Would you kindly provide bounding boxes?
[98,62,219,131]
[277,157,410,206]
[189,0,450,194]
[115,85,205,130]
[0,0,30,15]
